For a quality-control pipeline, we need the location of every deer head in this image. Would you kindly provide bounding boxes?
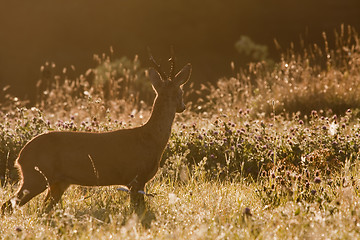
[148,49,192,113]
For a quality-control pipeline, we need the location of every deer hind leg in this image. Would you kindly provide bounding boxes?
[43,182,70,213]
[1,174,48,214]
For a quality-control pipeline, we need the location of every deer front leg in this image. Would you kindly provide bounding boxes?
[128,176,146,215]
[130,188,145,215]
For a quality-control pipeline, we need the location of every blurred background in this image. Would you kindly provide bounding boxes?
[0,0,359,103]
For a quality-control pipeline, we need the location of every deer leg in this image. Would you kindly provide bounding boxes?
[1,178,47,215]
[130,183,146,215]
[43,182,69,213]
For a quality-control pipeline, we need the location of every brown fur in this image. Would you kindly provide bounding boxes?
[1,62,191,214]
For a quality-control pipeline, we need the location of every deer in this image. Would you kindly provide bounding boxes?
[1,51,192,215]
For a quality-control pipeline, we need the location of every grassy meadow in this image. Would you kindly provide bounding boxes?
[1,25,360,239]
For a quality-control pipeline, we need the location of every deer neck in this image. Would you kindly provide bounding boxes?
[144,95,176,148]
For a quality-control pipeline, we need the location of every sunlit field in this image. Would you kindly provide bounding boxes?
[1,25,360,239]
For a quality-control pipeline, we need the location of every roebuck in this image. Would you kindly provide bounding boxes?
[1,52,191,214]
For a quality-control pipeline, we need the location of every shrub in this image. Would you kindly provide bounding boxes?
[162,109,360,180]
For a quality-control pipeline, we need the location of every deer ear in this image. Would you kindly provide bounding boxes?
[148,68,163,92]
[174,63,192,86]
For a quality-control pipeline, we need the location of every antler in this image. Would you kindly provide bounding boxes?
[147,48,168,81]
[168,46,176,80]
[147,47,177,82]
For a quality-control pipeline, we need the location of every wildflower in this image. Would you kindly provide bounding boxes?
[299,120,304,125]
[311,110,318,118]
[280,179,286,186]
[314,177,321,184]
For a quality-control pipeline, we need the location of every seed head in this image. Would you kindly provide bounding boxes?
[244,207,252,216]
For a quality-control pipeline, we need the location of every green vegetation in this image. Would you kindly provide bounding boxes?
[1,25,360,239]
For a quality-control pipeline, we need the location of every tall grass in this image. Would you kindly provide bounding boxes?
[2,164,360,239]
[199,25,360,116]
[36,53,153,122]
